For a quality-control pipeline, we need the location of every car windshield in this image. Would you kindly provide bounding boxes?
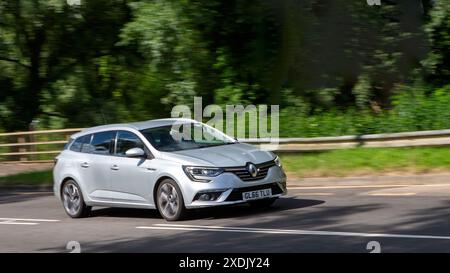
[140,122,236,152]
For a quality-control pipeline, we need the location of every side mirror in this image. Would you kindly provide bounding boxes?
[125,147,146,158]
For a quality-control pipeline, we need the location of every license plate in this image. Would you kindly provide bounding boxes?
[242,188,272,201]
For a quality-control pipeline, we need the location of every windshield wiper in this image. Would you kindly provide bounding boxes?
[198,142,235,148]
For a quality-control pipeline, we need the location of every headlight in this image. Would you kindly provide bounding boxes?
[274,156,282,168]
[183,166,224,182]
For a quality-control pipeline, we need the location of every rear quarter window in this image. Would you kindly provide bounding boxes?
[64,138,75,150]
[70,134,92,152]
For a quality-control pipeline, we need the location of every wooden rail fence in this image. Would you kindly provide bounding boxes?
[1,128,450,163]
[0,128,83,163]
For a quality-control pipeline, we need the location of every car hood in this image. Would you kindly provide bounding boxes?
[159,143,275,167]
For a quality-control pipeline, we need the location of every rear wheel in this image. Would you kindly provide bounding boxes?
[156,179,186,221]
[248,197,277,208]
[61,180,91,218]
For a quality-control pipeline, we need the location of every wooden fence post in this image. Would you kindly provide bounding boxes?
[8,135,18,162]
[29,122,36,158]
[17,136,27,161]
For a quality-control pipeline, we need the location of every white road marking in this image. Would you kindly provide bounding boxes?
[0,221,38,225]
[135,224,450,241]
[288,184,409,190]
[0,218,59,222]
[0,218,59,226]
[367,192,417,196]
[287,183,450,190]
[294,192,334,196]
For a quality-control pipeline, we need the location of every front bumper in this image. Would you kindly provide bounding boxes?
[182,165,287,209]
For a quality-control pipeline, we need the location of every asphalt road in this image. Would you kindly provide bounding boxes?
[2,180,450,253]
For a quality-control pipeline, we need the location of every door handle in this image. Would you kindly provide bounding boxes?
[80,162,90,168]
[110,165,119,171]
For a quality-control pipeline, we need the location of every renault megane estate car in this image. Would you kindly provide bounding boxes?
[53,118,287,221]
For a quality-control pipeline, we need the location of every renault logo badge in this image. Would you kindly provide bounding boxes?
[247,163,258,177]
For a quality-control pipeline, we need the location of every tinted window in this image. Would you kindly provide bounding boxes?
[70,134,92,152]
[91,131,115,155]
[115,131,145,156]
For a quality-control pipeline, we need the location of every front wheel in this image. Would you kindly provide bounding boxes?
[156,179,187,221]
[61,180,91,218]
[248,197,277,208]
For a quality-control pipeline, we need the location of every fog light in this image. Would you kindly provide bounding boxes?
[194,191,223,201]
[199,193,212,201]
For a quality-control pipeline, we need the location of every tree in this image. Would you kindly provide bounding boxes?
[0,0,131,130]
[0,0,74,130]
[422,0,450,87]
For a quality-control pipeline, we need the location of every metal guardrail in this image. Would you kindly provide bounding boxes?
[1,128,450,163]
[244,129,450,152]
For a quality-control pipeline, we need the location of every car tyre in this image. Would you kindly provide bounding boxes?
[156,179,187,221]
[61,180,91,218]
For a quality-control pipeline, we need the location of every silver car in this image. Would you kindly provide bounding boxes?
[53,118,287,221]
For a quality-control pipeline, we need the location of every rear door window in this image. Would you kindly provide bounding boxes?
[91,131,116,155]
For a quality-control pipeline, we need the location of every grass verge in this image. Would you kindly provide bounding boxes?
[0,170,53,186]
[280,147,450,178]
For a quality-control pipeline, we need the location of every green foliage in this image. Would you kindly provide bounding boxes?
[213,48,258,106]
[423,0,450,85]
[0,0,132,129]
[279,85,450,137]
[0,0,448,138]
[119,0,208,107]
[353,74,372,108]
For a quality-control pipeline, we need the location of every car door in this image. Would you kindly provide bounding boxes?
[109,130,158,205]
[70,134,97,199]
[81,131,116,201]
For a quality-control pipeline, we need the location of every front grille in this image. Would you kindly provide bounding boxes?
[225,183,283,201]
[224,160,276,181]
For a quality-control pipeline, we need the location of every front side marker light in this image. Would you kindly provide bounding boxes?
[274,156,282,168]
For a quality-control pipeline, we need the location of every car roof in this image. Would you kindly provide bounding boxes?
[71,118,197,138]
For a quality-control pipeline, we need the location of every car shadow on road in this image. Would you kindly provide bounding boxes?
[88,197,325,220]
[187,198,325,220]
[90,207,160,219]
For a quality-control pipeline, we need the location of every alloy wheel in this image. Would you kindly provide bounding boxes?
[63,183,82,216]
[158,183,180,219]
